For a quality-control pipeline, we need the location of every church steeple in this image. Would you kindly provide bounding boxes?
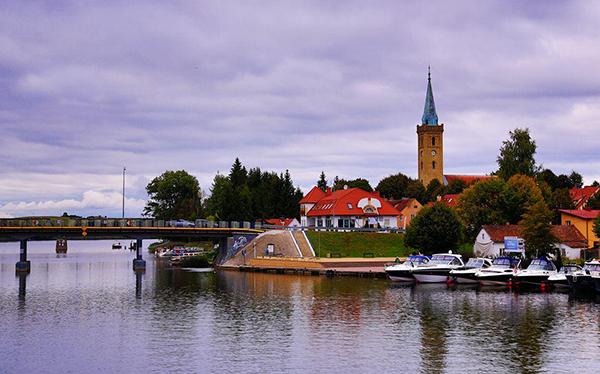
[421,66,438,125]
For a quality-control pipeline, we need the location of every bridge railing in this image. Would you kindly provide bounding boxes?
[0,218,260,229]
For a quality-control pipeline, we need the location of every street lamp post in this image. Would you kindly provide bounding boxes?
[122,167,126,219]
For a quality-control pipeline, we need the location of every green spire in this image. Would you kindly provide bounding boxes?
[421,66,438,125]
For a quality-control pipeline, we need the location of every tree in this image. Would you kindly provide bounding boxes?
[550,188,575,223]
[144,170,203,220]
[496,128,539,180]
[404,203,463,253]
[569,171,583,189]
[445,179,468,194]
[457,178,508,239]
[586,192,600,210]
[406,180,426,203]
[519,201,556,259]
[593,214,600,241]
[502,174,544,224]
[375,173,412,199]
[333,178,373,192]
[424,179,444,203]
[317,171,328,191]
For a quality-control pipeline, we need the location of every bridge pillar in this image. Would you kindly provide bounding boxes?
[132,238,146,272]
[16,239,30,273]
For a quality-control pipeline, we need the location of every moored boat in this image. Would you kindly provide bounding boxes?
[514,257,557,287]
[384,255,430,282]
[566,260,600,292]
[548,264,582,289]
[475,257,521,286]
[450,257,493,284]
[112,242,122,250]
[411,253,464,283]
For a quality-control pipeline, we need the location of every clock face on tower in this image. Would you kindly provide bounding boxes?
[431,150,436,156]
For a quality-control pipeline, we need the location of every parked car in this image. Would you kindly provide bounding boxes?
[167,219,196,228]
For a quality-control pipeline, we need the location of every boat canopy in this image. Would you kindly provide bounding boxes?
[527,257,557,271]
[465,258,490,269]
[430,254,463,265]
[407,255,430,264]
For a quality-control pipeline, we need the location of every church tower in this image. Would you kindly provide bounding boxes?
[417,67,444,187]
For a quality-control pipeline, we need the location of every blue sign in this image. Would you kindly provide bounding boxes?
[504,236,524,253]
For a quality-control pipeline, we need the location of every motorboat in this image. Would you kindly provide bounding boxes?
[450,257,493,284]
[411,253,464,283]
[514,257,557,286]
[475,257,521,286]
[565,260,600,292]
[384,255,430,282]
[112,242,122,250]
[548,264,583,289]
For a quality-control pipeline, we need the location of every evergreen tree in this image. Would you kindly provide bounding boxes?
[496,128,539,180]
[569,171,583,189]
[332,177,373,192]
[519,201,556,259]
[317,172,328,191]
[405,203,463,254]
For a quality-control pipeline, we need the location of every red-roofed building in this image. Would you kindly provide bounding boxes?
[300,187,401,229]
[388,198,423,229]
[443,174,494,186]
[261,218,300,228]
[560,209,600,248]
[474,224,588,259]
[569,186,600,210]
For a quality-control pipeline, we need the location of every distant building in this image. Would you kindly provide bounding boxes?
[388,198,423,229]
[569,186,600,210]
[261,218,300,228]
[560,209,600,248]
[299,187,401,229]
[474,224,588,259]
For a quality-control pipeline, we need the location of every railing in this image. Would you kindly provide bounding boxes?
[0,218,406,233]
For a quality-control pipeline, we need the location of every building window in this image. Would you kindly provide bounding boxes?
[432,136,436,146]
[432,161,436,169]
[420,161,423,170]
[420,150,423,158]
[566,220,571,225]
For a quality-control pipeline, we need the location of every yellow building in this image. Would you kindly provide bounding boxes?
[417,68,444,187]
[560,209,600,248]
[388,198,423,229]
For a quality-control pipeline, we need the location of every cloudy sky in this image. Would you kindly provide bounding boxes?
[1,0,599,218]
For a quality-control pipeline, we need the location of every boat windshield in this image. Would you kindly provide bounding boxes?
[407,256,429,265]
[559,265,581,274]
[465,258,486,268]
[430,255,461,265]
[584,263,600,272]
[492,257,517,268]
[527,259,556,271]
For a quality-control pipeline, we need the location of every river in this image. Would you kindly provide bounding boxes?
[1,241,599,373]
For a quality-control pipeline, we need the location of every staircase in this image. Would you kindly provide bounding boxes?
[292,230,315,257]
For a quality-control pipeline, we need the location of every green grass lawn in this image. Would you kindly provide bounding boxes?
[305,231,411,258]
[305,231,475,258]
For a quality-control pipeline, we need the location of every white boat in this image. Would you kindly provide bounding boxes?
[384,255,430,282]
[112,242,122,250]
[450,257,493,284]
[514,257,557,286]
[565,260,600,292]
[475,257,521,286]
[411,253,464,283]
[548,264,582,289]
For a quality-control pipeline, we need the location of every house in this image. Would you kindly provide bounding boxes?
[474,224,588,259]
[261,218,300,228]
[388,198,423,229]
[559,209,600,248]
[300,187,401,229]
[569,186,600,210]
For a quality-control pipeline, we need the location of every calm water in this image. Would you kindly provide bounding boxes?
[1,241,599,373]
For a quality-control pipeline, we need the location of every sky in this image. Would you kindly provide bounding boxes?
[1,0,600,218]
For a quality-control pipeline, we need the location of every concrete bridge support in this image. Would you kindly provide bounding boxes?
[16,240,30,272]
[132,238,146,272]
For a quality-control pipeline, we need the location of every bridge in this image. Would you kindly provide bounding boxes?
[0,218,264,272]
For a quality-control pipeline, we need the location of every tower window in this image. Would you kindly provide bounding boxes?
[432,137,436,146]
[421,161,423,170]
[432,161,436,169]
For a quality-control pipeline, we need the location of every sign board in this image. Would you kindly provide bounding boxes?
[504,236,525,253]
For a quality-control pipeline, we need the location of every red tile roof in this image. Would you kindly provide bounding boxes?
[388,198,414,211]
[481,224,588,248]
[262,218,297,226]
[305,187,400,217]
[440,193,460,207]
[569,186,600,209]
[299,186,327,204]
[443,174,494,186]
[559,209,600,220]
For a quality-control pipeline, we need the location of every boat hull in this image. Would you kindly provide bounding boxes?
[412,270,451,283]
[515,274,551,286]
[385,270,414,282]
[566,274,595,292]
[476,272,514,286]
